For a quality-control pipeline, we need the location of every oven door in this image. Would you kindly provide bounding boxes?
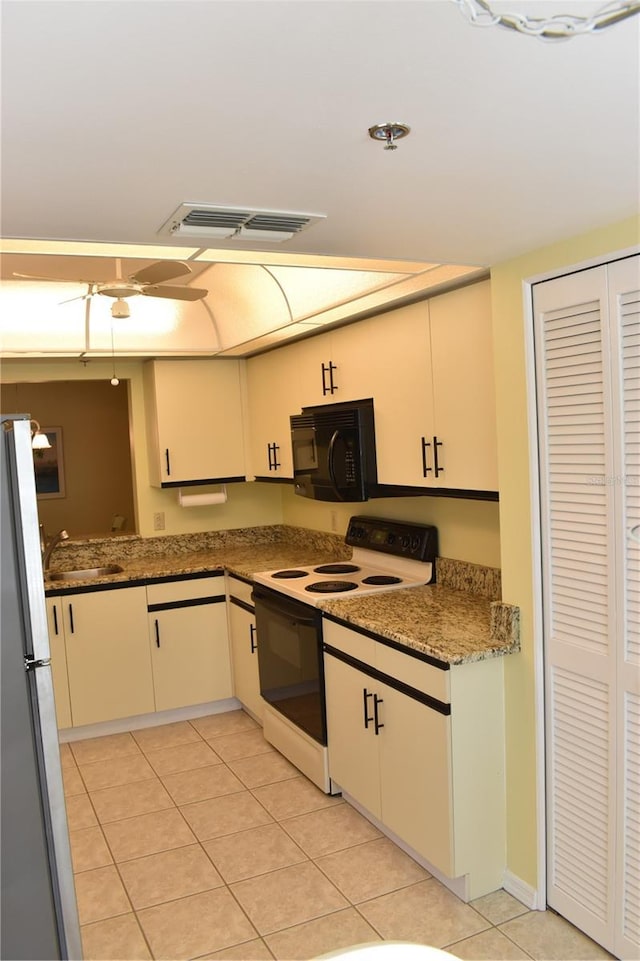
[252,585,326,745]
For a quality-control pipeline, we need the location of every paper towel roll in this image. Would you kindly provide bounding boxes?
[178,487,227,507]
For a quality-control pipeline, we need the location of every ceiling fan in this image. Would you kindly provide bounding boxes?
[12,259,208,318]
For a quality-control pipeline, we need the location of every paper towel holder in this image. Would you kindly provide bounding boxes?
[178,485,228,508]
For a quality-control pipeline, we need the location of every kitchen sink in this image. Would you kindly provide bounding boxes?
[48,564,124,581]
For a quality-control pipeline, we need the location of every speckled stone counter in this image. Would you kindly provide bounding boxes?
[43,530,520,665]
[44,526,350,591]
[318,556,519,665]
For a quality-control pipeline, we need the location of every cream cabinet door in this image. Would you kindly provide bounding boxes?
[63,586,154,727]
[149,600,232,712]
[144,359,247,486]
[228,598,262,721]
[245,348,295,479]
[342,302,434,487]
[377,680,454,877]
[45,598,72,730]
[428,281,498,491]
[323,651,381,817]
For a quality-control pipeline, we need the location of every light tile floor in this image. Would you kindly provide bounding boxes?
[61,709,614,961]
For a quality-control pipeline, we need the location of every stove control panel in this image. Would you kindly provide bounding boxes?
[346,515,438,563]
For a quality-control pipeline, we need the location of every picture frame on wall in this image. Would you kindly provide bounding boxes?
[33,427,66,499]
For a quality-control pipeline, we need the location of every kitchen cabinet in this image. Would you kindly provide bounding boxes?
[323,618,506,899]
[146,574,232,712]
[226,575,262,721]
[144,359,247,486]
[369,281,497,491]
[245,348,295,479]
[57,585,154,728]
[45,598,72,730]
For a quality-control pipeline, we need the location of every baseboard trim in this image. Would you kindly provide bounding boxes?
[58,697,242,742]
[503,869,543,910]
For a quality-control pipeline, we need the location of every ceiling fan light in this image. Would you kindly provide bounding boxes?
[111,298,130,319]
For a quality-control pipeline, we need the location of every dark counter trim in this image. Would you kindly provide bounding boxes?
[323,643,451,716]
[160,476,245,489]
[148,595,226,613]
[253,476,294,485]
[322,611,450,671]
[229,596,255,615]
[371,484,499,502]
[227,572,253,586]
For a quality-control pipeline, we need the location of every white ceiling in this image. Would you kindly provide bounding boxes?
[1,0,639,353]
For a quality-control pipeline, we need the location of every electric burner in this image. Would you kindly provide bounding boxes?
[253,516,437,605]
[305,580,359,594]
[313,563,361,575]
[361,574,402,585]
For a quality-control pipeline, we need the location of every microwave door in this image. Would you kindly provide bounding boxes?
[293,427,318,473]
[328,429,366,501]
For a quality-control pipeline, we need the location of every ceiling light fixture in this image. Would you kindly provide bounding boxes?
[368,123,411,151]
[452,0,640,39]
[111,298,130,319]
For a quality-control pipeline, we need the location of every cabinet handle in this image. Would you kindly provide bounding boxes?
[363,688,374,729]
[165,448,171,477]
[421,436,432,476]
[373,694,384,735]
[322,362,337,395]
[271,443,280,470]
[249,623,257,653]
[154,619,160,648]
[52,604,59,636]
[68,603,74,635]
[433,435,444,477]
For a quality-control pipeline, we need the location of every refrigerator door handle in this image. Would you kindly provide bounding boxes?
[24,655,52,671]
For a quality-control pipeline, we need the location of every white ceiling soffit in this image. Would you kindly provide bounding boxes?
[0,246,485,357]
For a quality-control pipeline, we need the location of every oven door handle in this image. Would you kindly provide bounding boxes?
[254,592,319,627]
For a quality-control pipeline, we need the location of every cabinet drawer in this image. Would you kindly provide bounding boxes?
[376,644,450,703]
[323,619,376,666]
[227,575,253,607]
[146,574,224,605]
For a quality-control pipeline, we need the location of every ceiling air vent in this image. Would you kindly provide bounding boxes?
[159,204,326,243]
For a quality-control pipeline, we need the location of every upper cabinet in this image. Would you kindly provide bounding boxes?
[245,348,295,480]
[144,359,247,487]
[374,281,498,492]
[245,279,498,495]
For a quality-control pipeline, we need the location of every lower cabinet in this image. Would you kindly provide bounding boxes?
[323,618,505,899]
[147,575,232,712]
[49,586,155,728]
[227,575,262,721]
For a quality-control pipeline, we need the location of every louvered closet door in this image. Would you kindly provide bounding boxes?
[609,257,640,959]
[533,254,640,960]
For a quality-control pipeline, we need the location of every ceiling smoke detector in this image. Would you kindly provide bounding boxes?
[368,122,411,150]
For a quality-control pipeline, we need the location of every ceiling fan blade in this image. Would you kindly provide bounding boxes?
[130,260,192,285]
[141,285,208,301]
[13,271,72,282]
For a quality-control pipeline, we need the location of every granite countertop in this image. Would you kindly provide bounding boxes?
[43,526,350,591]
[318,584,520,665]
[43,528,520,665]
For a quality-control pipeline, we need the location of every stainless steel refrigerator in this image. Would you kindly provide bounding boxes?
[1,414,81,960]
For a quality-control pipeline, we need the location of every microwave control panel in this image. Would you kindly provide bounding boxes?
[345,515,438,563]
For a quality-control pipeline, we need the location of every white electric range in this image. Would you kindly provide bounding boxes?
[252,516,438,792]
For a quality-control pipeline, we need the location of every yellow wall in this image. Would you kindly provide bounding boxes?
[491,215,639,892]
[0,359,284,536]
[281,487,501,568]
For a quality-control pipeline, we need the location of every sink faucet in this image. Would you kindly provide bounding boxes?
[40,526,70,570]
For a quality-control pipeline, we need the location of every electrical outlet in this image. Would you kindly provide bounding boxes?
[330,510,339,532]
[153,512,165,531]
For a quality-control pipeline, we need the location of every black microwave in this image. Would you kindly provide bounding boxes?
[290,398,378,502]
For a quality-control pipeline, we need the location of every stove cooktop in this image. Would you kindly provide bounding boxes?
[253,516,438,605]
